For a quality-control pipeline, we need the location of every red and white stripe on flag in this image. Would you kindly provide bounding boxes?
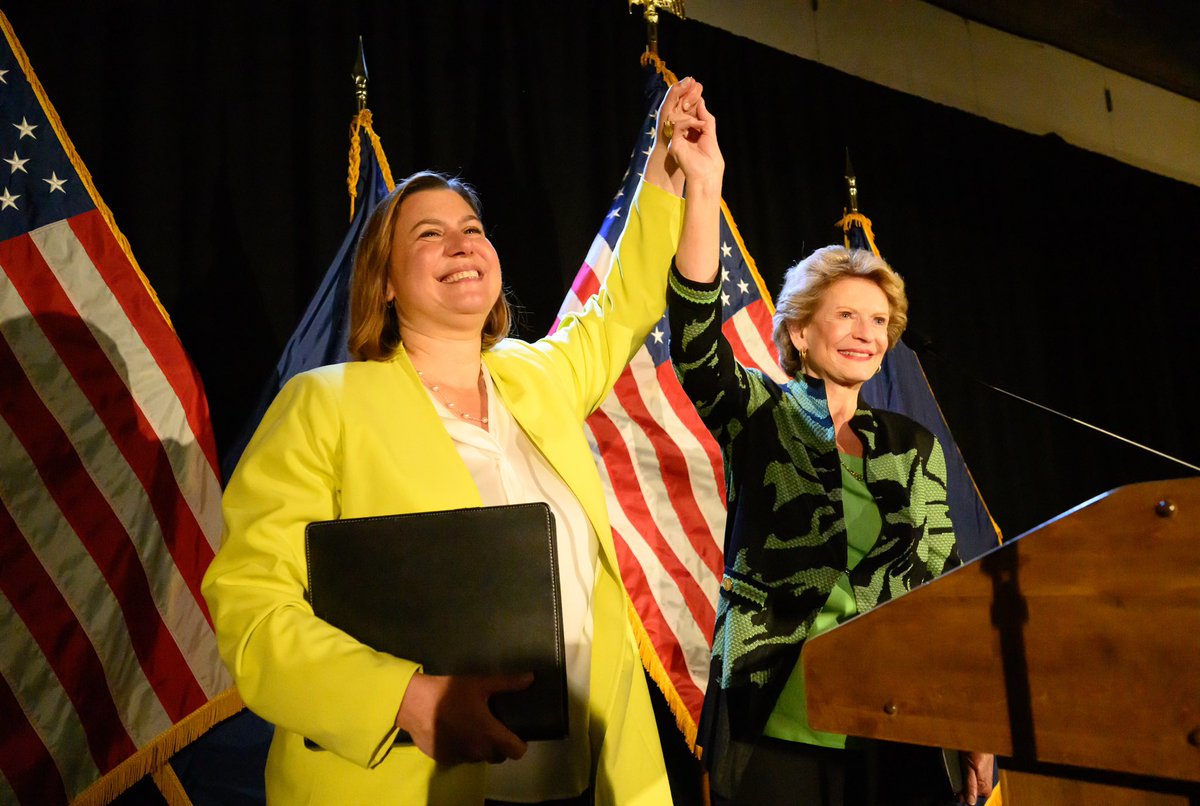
[555,177,786,748]
[0,13,231,805]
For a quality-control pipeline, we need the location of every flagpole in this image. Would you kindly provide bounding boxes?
[347,36,392,219]
[837,151,878,255]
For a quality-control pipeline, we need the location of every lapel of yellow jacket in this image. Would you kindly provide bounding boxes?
[483,348,620,577]
[340,349,483,515]
[346,346,618,576]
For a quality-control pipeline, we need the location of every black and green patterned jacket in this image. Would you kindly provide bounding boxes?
[667,267,961,746]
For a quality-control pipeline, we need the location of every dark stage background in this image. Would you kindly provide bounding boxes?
[8,1,1199,541]
[6,1,1199,802]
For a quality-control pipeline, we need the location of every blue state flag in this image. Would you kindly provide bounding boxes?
[165,110,395,806]
[221,111,394,479]
[843,211,1002,560]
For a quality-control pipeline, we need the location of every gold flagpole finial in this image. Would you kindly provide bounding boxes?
[352,36,368,112]
[844,147,859,214]
[629,0,686,59]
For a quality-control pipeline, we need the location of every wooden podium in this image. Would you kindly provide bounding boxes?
[804,477,1200,804]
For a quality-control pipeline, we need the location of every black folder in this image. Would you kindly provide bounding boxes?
[304,502,567,743]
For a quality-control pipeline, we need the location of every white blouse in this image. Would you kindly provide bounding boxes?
[423,365,597,802]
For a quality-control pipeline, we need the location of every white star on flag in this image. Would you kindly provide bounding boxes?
[737,279,750,294]
[720,267,730,282]
[721,241,732,258]
[651,328,664,344]
[5,150,28,173]
[13,116,37,139]
[44,172,68,193]
[0,187,20,210]
[721,291,731,306]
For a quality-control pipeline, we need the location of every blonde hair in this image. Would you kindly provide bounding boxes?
[348,170,512,361]
[771,245,908,377]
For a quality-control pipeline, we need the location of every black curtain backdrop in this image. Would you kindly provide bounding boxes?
[6,2,1200,803]
[7,2,1198,563]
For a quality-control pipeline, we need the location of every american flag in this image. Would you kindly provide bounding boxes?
[551,67,787,749]
[0,14,231,804]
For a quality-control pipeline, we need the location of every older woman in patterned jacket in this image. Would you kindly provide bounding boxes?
[668,216,995,802]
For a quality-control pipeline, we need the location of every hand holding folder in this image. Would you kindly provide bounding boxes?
[394,671,534,764]
[305,502,568,756]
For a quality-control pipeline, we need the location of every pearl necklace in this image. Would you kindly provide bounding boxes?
[839,454,865,483]
[417,370,489,424]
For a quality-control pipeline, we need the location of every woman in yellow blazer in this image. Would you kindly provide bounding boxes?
[201,78,723,804]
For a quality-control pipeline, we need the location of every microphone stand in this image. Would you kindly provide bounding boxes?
[902,331,1200,475]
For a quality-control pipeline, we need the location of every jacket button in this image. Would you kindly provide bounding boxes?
[721,578,733,591]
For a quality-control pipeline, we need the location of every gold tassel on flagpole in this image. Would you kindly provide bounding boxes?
[836,211,880,256]
[347,108,397,220]
[640,49,679,84]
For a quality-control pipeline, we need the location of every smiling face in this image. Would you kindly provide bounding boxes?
[384,187,502,340]
[787,276,891,388]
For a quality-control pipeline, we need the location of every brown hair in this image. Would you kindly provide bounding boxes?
[771,245,908,377]
[348,170,513,360]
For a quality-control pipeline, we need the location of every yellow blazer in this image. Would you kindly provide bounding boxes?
[202,180,684,805]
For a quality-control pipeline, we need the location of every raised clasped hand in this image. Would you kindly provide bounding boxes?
[652,75,723,197]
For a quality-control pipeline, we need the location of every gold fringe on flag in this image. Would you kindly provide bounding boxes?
[347,107,396,220]
[71,688,246,806]
[627,599,700,754]
[0,10,175,330]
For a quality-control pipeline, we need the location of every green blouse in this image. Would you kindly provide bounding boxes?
[762,452,881,747]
